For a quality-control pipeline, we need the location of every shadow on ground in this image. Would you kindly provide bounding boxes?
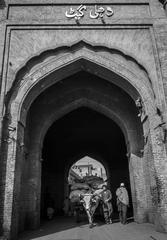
[19,217,84,239]
[18,216,134,240]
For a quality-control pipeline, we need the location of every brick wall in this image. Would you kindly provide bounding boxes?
[1,0,167,238]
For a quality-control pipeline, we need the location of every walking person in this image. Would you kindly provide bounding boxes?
[116,182,129,224]
[101,185,113,224]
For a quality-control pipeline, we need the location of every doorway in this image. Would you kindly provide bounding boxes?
[41,107,133,221]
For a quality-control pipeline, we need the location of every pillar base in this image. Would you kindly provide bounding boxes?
[154,212,167,233]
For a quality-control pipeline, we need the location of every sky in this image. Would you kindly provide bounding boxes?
[71,156,107,180]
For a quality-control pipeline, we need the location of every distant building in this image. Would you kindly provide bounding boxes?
[72,163,105,179]
[68,169,82,184]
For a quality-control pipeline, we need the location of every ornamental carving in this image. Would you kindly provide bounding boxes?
[159,0,167,9]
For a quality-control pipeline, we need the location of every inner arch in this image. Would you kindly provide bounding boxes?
[69,156,107,182]
[41,107,133,220]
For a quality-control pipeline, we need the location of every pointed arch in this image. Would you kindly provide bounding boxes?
[2,44,167,239]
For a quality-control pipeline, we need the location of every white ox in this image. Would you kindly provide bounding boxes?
[80,193,100,228]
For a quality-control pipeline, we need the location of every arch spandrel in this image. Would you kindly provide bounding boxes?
[12,40,149,81]
[6,45,156,126]
[7,41,155,112]
[8,29,156,91]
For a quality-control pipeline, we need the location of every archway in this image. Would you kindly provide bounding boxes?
[41,107,133,222]
[19,69,142,233]
[2,46,167,239]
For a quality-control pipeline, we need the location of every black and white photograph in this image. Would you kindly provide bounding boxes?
[0,0,167,239]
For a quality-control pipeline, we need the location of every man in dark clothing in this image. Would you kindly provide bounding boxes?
[116,183,129,224]
[100,185,113,224]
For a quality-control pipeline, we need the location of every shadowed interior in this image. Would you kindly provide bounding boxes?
[19,70,142,232]
[41,107,133,220]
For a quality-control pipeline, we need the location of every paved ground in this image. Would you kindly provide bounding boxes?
[18,217,167,240]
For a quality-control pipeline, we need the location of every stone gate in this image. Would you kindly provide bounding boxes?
[0,0,167,239]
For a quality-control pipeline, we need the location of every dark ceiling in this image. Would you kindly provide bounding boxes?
[42,107,128,172]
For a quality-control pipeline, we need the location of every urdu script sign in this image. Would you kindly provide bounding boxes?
[65,5,114,23]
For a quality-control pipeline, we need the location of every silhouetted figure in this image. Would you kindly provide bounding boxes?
[100,185,113,224]
[44,189,55,220]
[47,206,55,220]
[116,183,129,224]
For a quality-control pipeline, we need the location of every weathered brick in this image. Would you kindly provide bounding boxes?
[0,0,167,239]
